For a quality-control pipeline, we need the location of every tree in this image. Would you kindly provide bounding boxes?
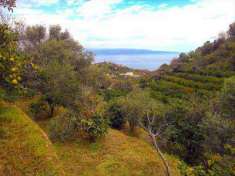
[107,101,126,129]
[80,113,108,141]
[164,96,206,164]
[25,25,46,47]
[49,87,108,142]
[118,90,171,176]
[0,23,26,89]
[39,61,80,117]
[21,25,93,99]
[138,95,171,176]
[60,30,70,40]
[228,22,235,38]
[119,91,145,132]
[49,25,62,40]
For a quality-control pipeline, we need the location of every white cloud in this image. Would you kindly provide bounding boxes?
[16,0,59,8]
[14,0,235,51]
[76,0,122,18]
[158,3,168,9]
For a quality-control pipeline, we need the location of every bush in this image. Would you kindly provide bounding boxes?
[80,114,108,141]
[0,88,22,102]
[30,100,50,120]
[49,111,108,142]
[107,103,126,129]
[49,111,77,141]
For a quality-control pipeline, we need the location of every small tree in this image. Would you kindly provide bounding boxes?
[80,114,108,141]
[0,23,27,90]
[25,25,46,48]
[119,90,171,176]
[107,101,126,129]
[39,61,80,117]
[138,97,171,176]
[119,92,144,132]
[49,88,108,142]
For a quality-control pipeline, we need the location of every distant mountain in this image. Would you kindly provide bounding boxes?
[89,48,179,55]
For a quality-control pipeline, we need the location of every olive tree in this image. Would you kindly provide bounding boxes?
[119,90,171,176]
[138,95,171,176]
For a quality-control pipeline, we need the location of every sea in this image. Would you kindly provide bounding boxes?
[92,49,179,71]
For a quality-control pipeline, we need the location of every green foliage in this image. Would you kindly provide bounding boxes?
[0,24,27,89]
[220,76,235,118]
[49,111,108,142]
[162,95,235,175]
[80,114,108,141]
[21,25,94,118]
[118,91,145,132]
[49,111,77,141]
[39,61,80,115]
[25,25,46,47]
[102,88,128,101]
[164,99,206,164]
[107,101,126,129]
[30,100,50,120]
[49,90,108,142]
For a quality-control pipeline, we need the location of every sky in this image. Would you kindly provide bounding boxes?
[14,0,235,52]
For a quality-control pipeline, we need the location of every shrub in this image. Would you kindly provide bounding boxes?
[49,111,108,142]
[49,111,77,141]
[30,100,50,120]
[107,102,126,129]
[80,114,108,141]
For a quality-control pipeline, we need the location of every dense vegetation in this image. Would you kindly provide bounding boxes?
[0,1,235,176]
[139,23,235,175]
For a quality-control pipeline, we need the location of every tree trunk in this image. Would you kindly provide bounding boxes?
[150,134,171,176]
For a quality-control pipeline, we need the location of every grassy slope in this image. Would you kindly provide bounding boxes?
[0,103,64,176]
[52,129,181,176]
[3,100,181,176]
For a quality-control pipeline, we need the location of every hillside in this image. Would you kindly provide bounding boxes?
[0,103,64,176]
[0,101,181,176]
[52,129,181,176]
[95,62,150,77]
[0,2,234,175]
[147,35,235,102]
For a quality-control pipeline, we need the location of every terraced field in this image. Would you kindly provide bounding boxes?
[149,69,235,103]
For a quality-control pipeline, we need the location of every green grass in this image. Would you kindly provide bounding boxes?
[52,129,181,176]
[0,103,64,176]
[0,101,181,176]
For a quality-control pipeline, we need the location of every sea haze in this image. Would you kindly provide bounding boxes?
[90,49,179,71]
